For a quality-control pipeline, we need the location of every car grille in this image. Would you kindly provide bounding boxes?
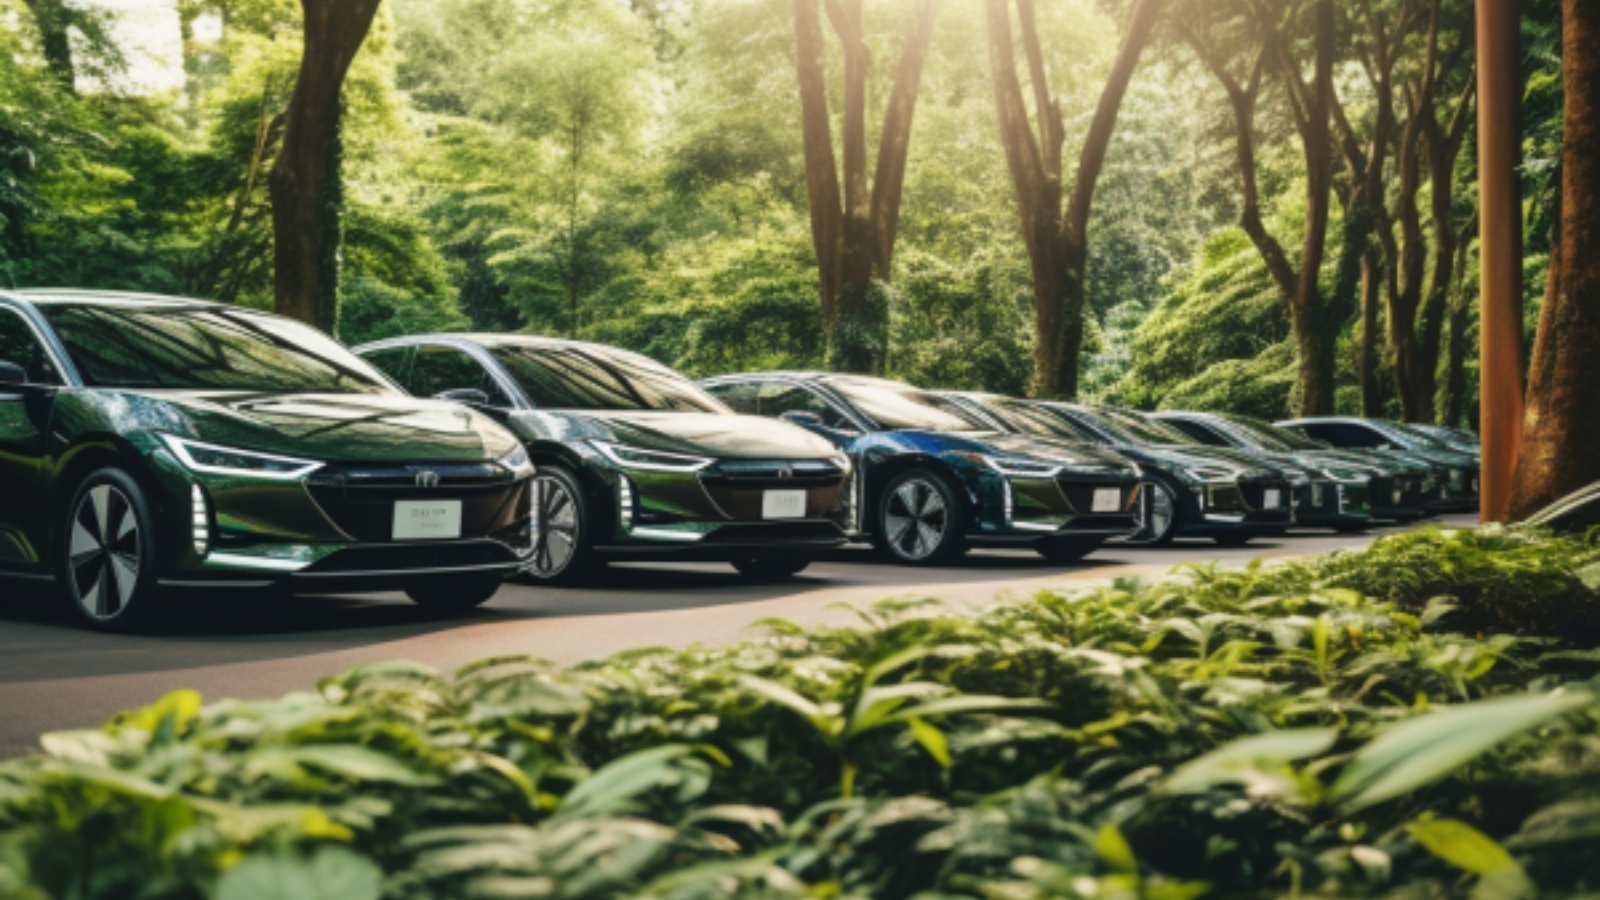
[1056,482,1136,515]
[698,460,847,521]
[304,463,527,543]
[1238,479,1293,512]
[300,540,521,574]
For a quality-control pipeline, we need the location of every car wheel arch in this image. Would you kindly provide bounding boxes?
[526,442,616,532]
[864,455,973,531]
[49,437,169,567]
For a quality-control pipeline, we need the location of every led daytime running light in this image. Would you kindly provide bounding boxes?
[160,434,322,480]
[593,441,714,473]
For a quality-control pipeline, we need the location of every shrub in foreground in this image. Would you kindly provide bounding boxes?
[0,527,1598,900]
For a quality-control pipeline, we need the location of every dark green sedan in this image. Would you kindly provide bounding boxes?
[0,291,534,630]
[354,335,852,583]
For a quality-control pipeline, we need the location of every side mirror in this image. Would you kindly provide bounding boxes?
[435,388,492,406]
[780,410,824,428]
[0,361,25,385]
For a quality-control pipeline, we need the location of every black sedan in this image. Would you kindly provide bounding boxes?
[1276,417,1479,512]
[0,291,534,630]
[356,336,851,582]
[699,373,1144,565]
[1152,411,1435,524]
[940,394,1295,546]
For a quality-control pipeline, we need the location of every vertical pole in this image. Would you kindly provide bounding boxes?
[1475,0,1524,523]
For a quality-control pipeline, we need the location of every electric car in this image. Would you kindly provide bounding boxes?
[699,373,1143,565]
[1276,417,1479,512]
[0,291,534,630]
[938,394,1294,546]
[355,335,851,582]
[1152,411,1434,525]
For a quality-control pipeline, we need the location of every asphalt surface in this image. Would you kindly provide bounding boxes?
[0,515,1475,758]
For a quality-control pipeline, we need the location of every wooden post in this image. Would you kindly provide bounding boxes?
[1475,0,1523,523]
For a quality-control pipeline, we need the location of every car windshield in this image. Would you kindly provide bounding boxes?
[1220,415,1322,451]
[43,303,396,393]
[825,378,986,432]
[1094,408,1198,445]
[488,344,727,413]
[983,397,1094,441]
[1374,421,1447,450]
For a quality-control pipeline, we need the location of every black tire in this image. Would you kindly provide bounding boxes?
[1036,537,1103,564]
[404,574,503,611]
[60,467,164,632]
[874,469,967,566]
[1123,480,1180,547]
[731,556,812,581]
[521,465,603,585]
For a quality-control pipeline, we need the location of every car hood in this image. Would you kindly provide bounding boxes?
[1110,443,1278,479]
[1382,447,1477,470]
[130,391,521,463]
[965,432,1139,474]
[506,410,843,460]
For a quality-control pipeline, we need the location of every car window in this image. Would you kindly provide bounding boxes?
[487,344,728,413]
[360,346,411,388]
[822,377,983,432]
[1165,418,1230,447]
[704,381,758,414]
[758,383,855,430]
[411,345,493,400]
[0,310,60,386]
[1338,423,1389,448]
[41,304,394,394]
[983,398,1089,440]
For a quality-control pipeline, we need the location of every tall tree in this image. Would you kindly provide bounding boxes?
[1511,0,1600,517]
[985,0,1165,399]
[794,0,940,374]
[1186,0,1341,415]
[1380,0,1475,423]
[269,0,384,332]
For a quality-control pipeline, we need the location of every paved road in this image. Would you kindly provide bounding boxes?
[0,516,1474,758]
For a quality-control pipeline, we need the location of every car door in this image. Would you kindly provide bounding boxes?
[0,307,64,574]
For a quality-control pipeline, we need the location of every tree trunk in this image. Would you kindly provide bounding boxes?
[21,0,77,90]
[1511,0,1600,517]
[269,0,383,332]
[1476,0,1524,522]
[987,0,1164,399]
[1359,251,1382,416]
[795,0,939,375]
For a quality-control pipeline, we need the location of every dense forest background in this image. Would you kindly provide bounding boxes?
[0,0,1563,424]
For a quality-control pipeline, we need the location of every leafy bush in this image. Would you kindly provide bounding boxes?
[2,528,1599,900]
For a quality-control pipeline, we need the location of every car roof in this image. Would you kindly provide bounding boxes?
[0,288,229,309]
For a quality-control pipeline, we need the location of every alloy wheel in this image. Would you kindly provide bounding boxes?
[529,474,578,577]
[68,484,141,620]
[1127,482,1176,545]
[884,477,949,561]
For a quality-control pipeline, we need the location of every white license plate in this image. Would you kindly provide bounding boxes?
[1263,489,1282,509]
[393,500,463,541]
[762,490,807,520]
[1091,488,1122,513]
[1312,485,1325,506]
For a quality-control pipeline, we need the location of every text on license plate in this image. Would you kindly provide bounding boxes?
[762,490,807,520]
[1091,488,1121,513]
[1263,489,1282,509]
[393,500,463,541]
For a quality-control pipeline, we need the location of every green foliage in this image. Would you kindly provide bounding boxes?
[888,248,1035,395]
[3,529,1600,898]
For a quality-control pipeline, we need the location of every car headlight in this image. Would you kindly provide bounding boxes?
[159,434,322,480]
[1182,466,1236,485]
[968,454,1063,479]
[497,444,534,478]
[592,441,713,473]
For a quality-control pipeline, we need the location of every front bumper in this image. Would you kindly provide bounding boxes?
[149,449,532,590]
[595,456,850,559]
[1291,479,1373,528]
[1178,479,1294,537]
[975,472,1143,543]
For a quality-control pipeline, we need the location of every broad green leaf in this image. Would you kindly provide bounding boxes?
[739,676,837,736]
[105,689,202,741]
[556,744,699,820]
[1163,728,1338,795]
[1333,690,1594,810]
[216,846,380,900]
[906,716,951,767]
[880,695,1051,725]
[1408,818,1534,900]
[861,645,933,687]
[249,745,438,786]
[850,682,949,734]
[1093,823,1138,873]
